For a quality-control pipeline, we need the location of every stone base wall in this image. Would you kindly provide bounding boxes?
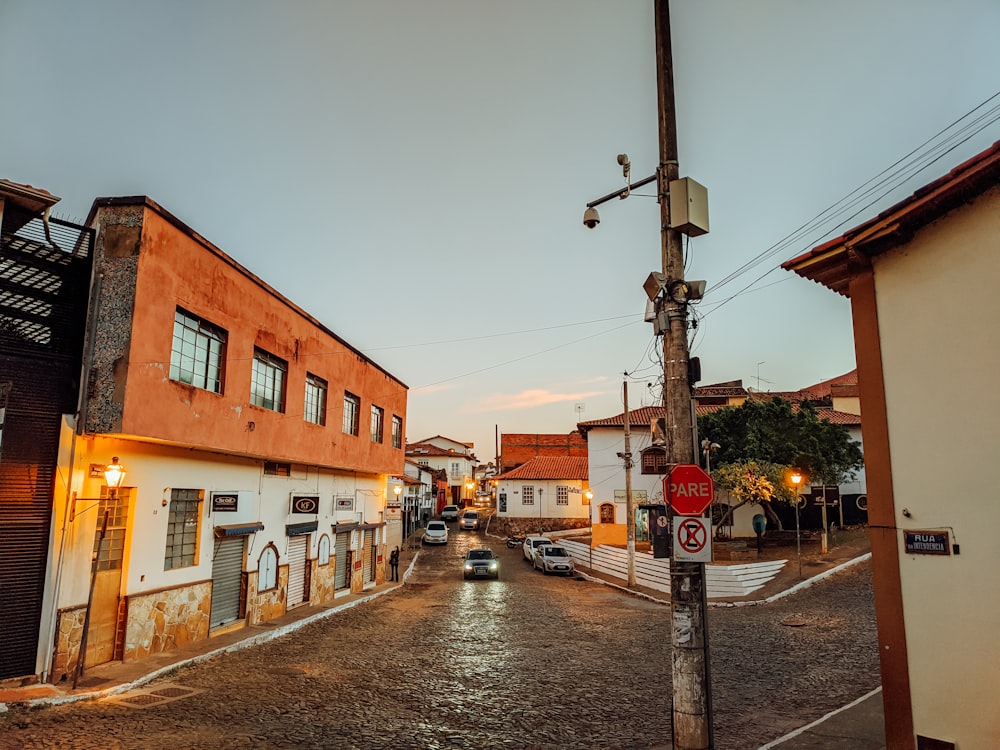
[123,582,212,661]
[493,517,592,538]
[51,606,88,683]
[246,567,288,625]
[311,558,337,605]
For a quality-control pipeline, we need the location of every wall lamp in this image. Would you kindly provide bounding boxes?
[72,456,126,521]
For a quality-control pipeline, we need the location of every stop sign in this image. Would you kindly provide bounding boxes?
[664,464,714,516]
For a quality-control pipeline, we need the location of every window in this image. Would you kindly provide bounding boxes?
[251,348,286,412]
[370,405,384,443]
[258,545,278,591]
[264,461,290,477]
[318,535,331,566]
[450,462,461,477]
[557,486,569,505]
[164,488,202,570]
[170,308,226,393]
[304,373,327,426]
[391,415,403,449]
[343,392,360,435]
[522,486,534,505]
[641,448,670,475]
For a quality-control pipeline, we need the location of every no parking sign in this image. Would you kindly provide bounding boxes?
[673,516,712,562]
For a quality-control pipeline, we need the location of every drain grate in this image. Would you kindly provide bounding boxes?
[103,682,205,709]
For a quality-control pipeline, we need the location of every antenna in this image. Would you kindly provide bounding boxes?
[575,402,585,421]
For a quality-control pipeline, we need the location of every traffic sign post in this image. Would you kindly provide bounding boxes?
[664,464,715,516]
[673,516,712,562]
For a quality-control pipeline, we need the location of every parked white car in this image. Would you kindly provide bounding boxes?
[522,535,553,562]
[423,520,449,545]
[533,545,575,576]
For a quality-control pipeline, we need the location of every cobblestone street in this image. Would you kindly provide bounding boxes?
[0,531,879,749]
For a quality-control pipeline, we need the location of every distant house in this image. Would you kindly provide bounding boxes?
[783,141,1000,748]
[580,372,865,542]
[493,456,590,533]
[405,436,476,506]
[499,432,588,473]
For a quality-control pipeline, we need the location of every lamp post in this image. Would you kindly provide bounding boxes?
[702,439,720,533]
[75,456,125,688]
[790,472,803,578]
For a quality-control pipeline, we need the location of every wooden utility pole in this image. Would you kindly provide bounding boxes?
[654,1,713,747]
[623,377,636,587]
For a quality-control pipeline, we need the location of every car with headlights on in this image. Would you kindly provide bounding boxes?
[462,548,500,579]
[458,509,480,530]
[522,535,553,563]
[422,520,449,545]
[533,544,575,576]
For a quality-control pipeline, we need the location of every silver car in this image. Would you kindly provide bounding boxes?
[522,535,553,562]
[533,545,575,576]
[458,510,480,530]
[423,520,449,545]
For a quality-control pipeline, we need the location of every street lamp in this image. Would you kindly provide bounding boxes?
[790,471,803,578]
[702,440,720,534]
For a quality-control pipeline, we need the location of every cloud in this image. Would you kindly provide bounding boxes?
[470,389,605,413]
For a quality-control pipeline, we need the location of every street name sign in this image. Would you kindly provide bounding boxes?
[664,464,714,516]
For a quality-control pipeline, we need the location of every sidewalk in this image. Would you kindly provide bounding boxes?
[0,542,421,712]
[0,535,886,749]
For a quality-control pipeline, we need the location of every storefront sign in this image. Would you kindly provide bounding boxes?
[212,493,239,513]
[385,504,402,520]
[335,496,354,511]
[291,495,319,514]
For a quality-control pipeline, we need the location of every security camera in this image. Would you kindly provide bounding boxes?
[582,206,600,229]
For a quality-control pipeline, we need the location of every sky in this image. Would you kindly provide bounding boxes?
[2,1,998,464]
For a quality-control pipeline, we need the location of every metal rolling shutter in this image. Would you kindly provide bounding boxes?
[334,532,350,590]
[210,537,244,628]
[363,529,375,584]
[287,535,308,608]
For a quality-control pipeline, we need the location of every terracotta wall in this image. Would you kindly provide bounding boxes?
[88,201,407,475]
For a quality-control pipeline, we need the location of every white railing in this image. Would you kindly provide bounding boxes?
[555,539,786,599]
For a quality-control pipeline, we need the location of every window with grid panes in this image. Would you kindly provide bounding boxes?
[251,348,286,412]
[641,448,669,475]
[557,486,569,505]
[164,488,202,570]
[170,308,226,393]
[391,415,403,448]
[370,405,384,443]
[522,486,534,505]
[92,489,130,571]
[304,373,327,425]
[343,392,360,435]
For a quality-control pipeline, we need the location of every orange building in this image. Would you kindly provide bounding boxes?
[46,196,407,682]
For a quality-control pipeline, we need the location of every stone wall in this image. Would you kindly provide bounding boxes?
[50,606,87,683]
[246,567,288,625]
[492,517,591,538]
[123,582,211,661]
[311,558,337,605]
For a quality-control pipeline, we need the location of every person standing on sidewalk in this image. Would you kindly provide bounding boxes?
[389,546,400,581]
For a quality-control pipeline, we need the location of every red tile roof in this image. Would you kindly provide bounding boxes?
[784,141,1000,296]
[405,442,469,459]
[494,456,588,481]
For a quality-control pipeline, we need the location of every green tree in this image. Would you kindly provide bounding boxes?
[712,459,795,532]
[699,397,864,531]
